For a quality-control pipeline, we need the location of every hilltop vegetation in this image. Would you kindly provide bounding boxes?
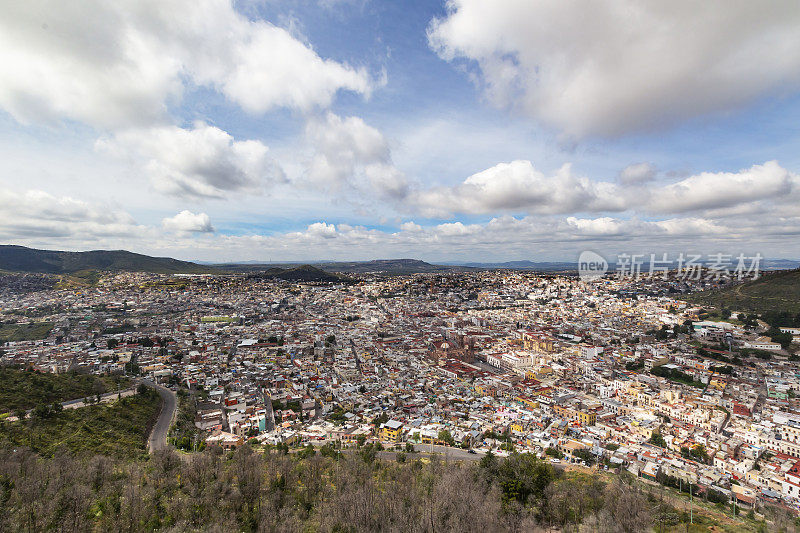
[247,264,347,283]
[0,245,215,275]
[54,269,103,289]
[0,321,54,343]
[0,367,129,413]
[683,269,800,314]
[0,386,160,459]
[318,258,460,274]
[0,444,779,532]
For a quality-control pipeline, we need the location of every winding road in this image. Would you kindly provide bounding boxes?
[143,379,178,453]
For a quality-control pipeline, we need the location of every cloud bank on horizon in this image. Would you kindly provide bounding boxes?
[1,0,800,262]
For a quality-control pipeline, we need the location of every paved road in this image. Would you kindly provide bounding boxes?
[61,388,137,410]
[301,441,498,462]
[409,443,485,461]
[143,379,178,453]
[5,387,138,421]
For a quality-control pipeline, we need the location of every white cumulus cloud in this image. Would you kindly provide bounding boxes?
[409,159,800,218]
[305,112,409,199]
[0,0,375,129]
[304,222,338,239]
[0,189,145,241]
[98,122,285,199]
[411,160,625,217]
[162,211,214,233]
[648,160,798,214]
[429,1,800,137]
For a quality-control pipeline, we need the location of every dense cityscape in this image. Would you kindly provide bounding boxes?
[2,263,800,530]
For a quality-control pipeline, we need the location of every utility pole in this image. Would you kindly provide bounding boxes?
[690,481,693,524]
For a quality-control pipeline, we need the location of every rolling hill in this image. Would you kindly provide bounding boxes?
[220,258,465,275]
[318,259,461,274]
[0,245,215,275]
[247,264,346,282]
[682,268,800,313]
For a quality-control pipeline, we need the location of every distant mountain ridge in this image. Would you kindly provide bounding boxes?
[446,260,577,271]
[0,245,214,274]
[6,245,798,278]
[219,258,465,274]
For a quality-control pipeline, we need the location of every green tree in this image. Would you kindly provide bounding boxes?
[480,449,497,470]
[649,432,667,448]
[690,444,709,463]
[32,403,51,419]
[768,328,793,349]
[545,447,564,459]
[573,448,595,466]
[359,443,377,463]
[320,443,339,459]
[483,453,557,508]
[438,429,455,446]
[298,444,316,459]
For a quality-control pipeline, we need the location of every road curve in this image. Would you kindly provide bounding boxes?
[144,380,177,454]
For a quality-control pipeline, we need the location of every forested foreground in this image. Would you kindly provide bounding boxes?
[0,443,772,533]
[0,387,161,460]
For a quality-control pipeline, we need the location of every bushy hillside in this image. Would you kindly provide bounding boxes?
[0,446,741,532]
[683,269,800,313]
[0,388,160,459]
[259,264,345,282]
[0,367,129,413]
[0,245,215,274]
[320,258,458,274]
[0,322,54,343]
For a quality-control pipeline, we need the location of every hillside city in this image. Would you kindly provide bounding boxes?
[2,266,800,523]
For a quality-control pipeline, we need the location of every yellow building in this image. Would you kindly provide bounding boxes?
[515,396,540,410]
[522,333,554,352]
[554,404,596,426]
[577,410,596,426]
[379,420,403,442]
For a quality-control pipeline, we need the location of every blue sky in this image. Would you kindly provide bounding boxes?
[1,0,800,262]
